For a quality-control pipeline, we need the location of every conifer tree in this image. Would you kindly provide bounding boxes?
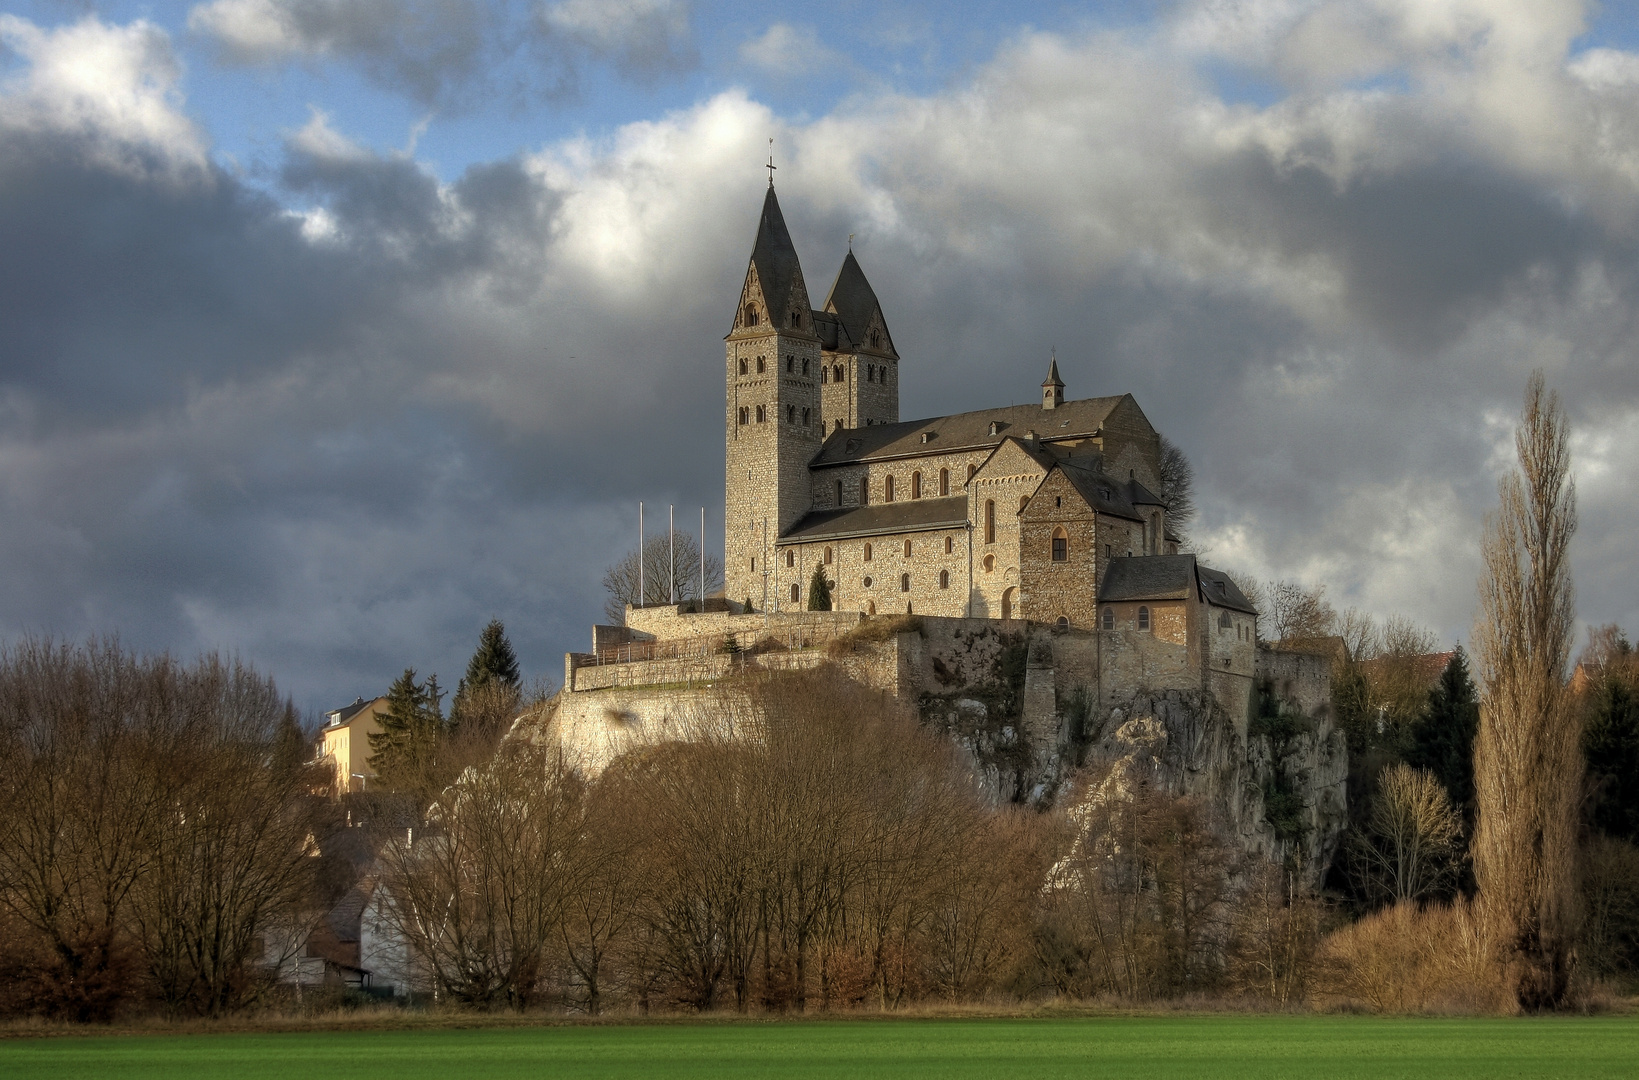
[369,668,445,789]
[463,619,521,691]
[1586,676,1639,844]
[1409,647,1481,830]
[807,565,833,611]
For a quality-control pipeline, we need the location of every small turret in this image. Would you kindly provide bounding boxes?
[1042,354,1065,410]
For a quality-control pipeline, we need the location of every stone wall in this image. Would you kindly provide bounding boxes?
[1018,469,1101,627]
[1255,646,1334,718]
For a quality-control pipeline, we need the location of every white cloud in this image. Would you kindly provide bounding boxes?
[738,23,843,78]
[0,15,207,174]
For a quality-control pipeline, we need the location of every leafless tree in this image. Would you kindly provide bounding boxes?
[1265,580,1338,646]
[378,740,587,1008]
[1350,764,1463,906]
[602,530,724,623]
[1472,371,1581,1010]
[1158,435,1195,546]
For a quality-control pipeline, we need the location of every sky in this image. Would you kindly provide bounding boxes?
[1,0,1637,715]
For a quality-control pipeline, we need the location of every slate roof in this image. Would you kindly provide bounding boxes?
[745,186,803,322]
[1099,555,1258,614]
[812,395,1128,467]
[820,250,894,355]
[780,496,969,542]
[1051,450,1165,524]
[325,696,380,727]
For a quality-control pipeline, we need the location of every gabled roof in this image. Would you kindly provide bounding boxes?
[1042,356,1064,388]
[1054,454,1164,524]
[1099,555,1258,615]
[780,496,968,542]
[822,250,893,355]
[744,186,803,321]
[325,696,382,727]
[812,395,1127,467]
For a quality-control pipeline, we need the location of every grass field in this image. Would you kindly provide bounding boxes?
[2,1016,1636,1079]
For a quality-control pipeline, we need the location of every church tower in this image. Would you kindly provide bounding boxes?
[815,249,899,432]
[725,184,822,611]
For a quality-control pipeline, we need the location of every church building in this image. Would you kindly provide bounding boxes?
[725,183,1252,634]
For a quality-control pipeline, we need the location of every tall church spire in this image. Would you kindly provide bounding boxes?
[731,185,809,334]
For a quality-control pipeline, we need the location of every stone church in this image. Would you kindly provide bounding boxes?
[725,182,1254,639]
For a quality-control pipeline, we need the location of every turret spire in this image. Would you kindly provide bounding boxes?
[1042,351,1065,410]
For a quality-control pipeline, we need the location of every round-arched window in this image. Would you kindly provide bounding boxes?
[900,574,910,592]
[1101,608,1114,631]
[983,554,995,573]
[1056,616,1069,629]
[939,570,950,589]
[1051,527,1068,563]
[863,543,873,561]
[744,303,759,325]
[1138,606,1151,631]
[911,472,922,499]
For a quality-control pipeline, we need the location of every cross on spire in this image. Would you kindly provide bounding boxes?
[766,138,776,186]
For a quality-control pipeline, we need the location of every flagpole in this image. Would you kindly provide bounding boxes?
[700,506,706,611]
[638,501,644,611]
[669,504,676,605]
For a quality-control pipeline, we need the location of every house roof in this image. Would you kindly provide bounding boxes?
[325,696,382,726]
[1099,554,1258,615]
[811,395,1128,467]
[780,495,968,542]
[744,186,803,323]
[1052,451,1165,524]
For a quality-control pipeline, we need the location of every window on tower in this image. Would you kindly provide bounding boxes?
[939,570,949,589]
[757,356,766,373]
[802,407,810,426]
[739,358,747,375]
[984,500,995,544]
[802,358,809,376]
[786,405,795,423]
[756,405,766,422]
[738,407,748,425]
[744,303,759,325]
[790,311,800,328]
[834,365,844,382]
[899,574,909,592]
[821,367,828,384]
[786,356,793,373]
[791,582,799,601]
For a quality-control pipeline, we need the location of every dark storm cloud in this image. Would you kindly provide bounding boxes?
[187,0,697,107]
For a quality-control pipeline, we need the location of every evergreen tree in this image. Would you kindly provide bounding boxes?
[806,565,833,611]
[1586,676,1639,844]
[463,619,521,691]
[369,668,445,788]
[1408,646,1480,830]
[452,620,523,732]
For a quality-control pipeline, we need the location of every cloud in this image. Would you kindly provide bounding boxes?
[738,23,844,79]
[186,0,695,105]
[4,7,1639,711]
[0,15,207,174]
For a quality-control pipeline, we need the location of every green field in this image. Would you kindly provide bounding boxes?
[2,1016,1634,1079]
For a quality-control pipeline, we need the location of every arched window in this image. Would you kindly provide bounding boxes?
[967,464,977,483]
[1219,610,1232,631]
[802,407,810,426]
[870,330,881,348]
[1051,527,1068,563]
[738,407,748,425]
[983,554,995,573]
[786,356,794,373]
[1102,608,1114,631]
[984,499,995,544]
[939,468,949,496]
[834,419,843,431]
[1138,606,1151,631]
[863,543,873,562]
[900,574,910,593]
[1057,616,1069,630]
[787,405,795,424]
[911,471,922,499]
[821,367,828,384]
[835,480,844,505]
[860,477,869,505]
[1019,494,1030,513]
[785,549,794,568]
[791,583,800,602]
[790,311,800,328]
[867,600,876,616]
[744,303,759,325]
[739,358,748,375]
[903,539,912,557]
[944,536,953,554]
[824,546,833,565]
[802,358,809,376]
[939,569,949,590]
[866,364,875,383]
[884,475,894,502]
[756,356,766,373]
[756,404,766,422]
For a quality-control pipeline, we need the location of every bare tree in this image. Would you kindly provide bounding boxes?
[1472,371,1581,1010]
[1265,580,1338,646]
[602,530,724,624]
[1158,435,1195,546]
[1351,764,1463,906]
